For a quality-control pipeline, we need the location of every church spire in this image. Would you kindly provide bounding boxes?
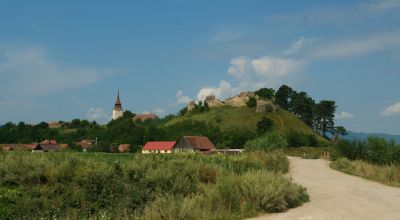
[114,90,122,110]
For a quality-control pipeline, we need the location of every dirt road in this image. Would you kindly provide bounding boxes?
[251,157,400,220]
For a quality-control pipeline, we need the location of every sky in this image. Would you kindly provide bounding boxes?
[0,0,400,134]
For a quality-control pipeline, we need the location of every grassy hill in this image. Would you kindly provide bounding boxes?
[164,106,326,143]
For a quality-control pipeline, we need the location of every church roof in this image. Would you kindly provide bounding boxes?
[114,90,123,110]
[115,91,122,105]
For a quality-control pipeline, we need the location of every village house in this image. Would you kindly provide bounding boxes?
[133,113,159,122]
[33,140,60,152]
[174,136,216,153]
[1,143,37,151]
[142,141,176,154]
[75,139,97,151]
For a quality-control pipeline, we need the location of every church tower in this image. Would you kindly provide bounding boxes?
[112,90,123,120]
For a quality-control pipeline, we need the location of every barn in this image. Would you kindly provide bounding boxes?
[174,136,216,153]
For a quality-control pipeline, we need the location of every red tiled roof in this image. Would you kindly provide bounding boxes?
[183,136,215,150]
[133,113,159,122]
[40,140,57,144]
[143,141,176,150]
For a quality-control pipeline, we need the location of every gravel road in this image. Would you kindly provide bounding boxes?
[250,157,400,220]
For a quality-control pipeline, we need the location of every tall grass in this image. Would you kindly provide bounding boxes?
[0,151,308,219]
[331,158,400,188]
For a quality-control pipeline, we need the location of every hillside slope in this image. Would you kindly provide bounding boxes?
[164,106,325,142]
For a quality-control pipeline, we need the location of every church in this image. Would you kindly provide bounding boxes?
[112,91,124,120]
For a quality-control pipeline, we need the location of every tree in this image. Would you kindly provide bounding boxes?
[123,110,135,118]
[275,85,293,110]
[71,119,81,128]
[246,96,257,108]
[315,100,336,138]
[332,126,348,142]
[255,88,275,100]
[178,107,188,116]
[292,91,316,127]
[256,117,274,134]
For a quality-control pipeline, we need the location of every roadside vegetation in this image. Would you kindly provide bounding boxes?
[331,158,400,188]
[331,137,400,187]
[0,151,309,219]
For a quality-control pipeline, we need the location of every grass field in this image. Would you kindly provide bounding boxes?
[0,151,309,219]
[330,158,400,188]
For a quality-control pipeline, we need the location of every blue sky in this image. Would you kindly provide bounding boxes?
[0,0,400,134]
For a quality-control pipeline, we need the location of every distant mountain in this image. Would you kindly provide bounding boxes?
[345,131,400,143]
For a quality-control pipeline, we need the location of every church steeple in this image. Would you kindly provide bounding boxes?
[114,90,122,110]
[112,90,123,120]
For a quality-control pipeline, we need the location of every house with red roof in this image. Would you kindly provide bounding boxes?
[133,113,159,122]
[142,136,216,154]
[175,136,216,153]
[142,141,176,154]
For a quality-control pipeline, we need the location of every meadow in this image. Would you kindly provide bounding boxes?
[330,158,400,188]
[0,151,309,219]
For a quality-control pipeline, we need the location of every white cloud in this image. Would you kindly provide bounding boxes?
[381,102,400,117]
[227,56,250,77]
[197,80,234,101]
[312,32,400,59]
[176,90,191,104]
[0,46,113,98]
[335,111,355,119]
[86,108,110,124]
[196,55,306,101]
[284,37,318,55]
[251,56,306,77]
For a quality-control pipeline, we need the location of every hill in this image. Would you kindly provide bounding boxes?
[164,105,327,143]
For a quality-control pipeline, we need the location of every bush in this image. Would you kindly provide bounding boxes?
[244,131,288,152]
[0,152,307,219]
[336,137,400,165]
[285,130,319,147]
[257,117,274,134]
[331,158,400,188]
[246,97,257,108]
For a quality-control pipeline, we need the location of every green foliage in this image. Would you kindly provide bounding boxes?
[331,158,400,188]
[244,131,288,152]
[275,85,293,110]
[314,100,336,137]
[178,107,188,116]
[0,152,308,219]
[257,117,274,134]
[291,91,315,127]
[255,88,275,100]
[190,101,210,114]
[246,96,257,108]
[285,130,319,147]
[336,137,400,165]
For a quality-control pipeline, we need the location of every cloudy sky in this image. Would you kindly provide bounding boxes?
[0,0,400,134]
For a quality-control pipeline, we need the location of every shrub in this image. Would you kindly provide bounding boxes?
[285,131,319,147]
[0,152,308,219]
[244,131,288,152]
[257,117,274,134]
[238,170,309,212]
[331,158,400,188]
[336,137,400,165]
[246,97,257,108]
